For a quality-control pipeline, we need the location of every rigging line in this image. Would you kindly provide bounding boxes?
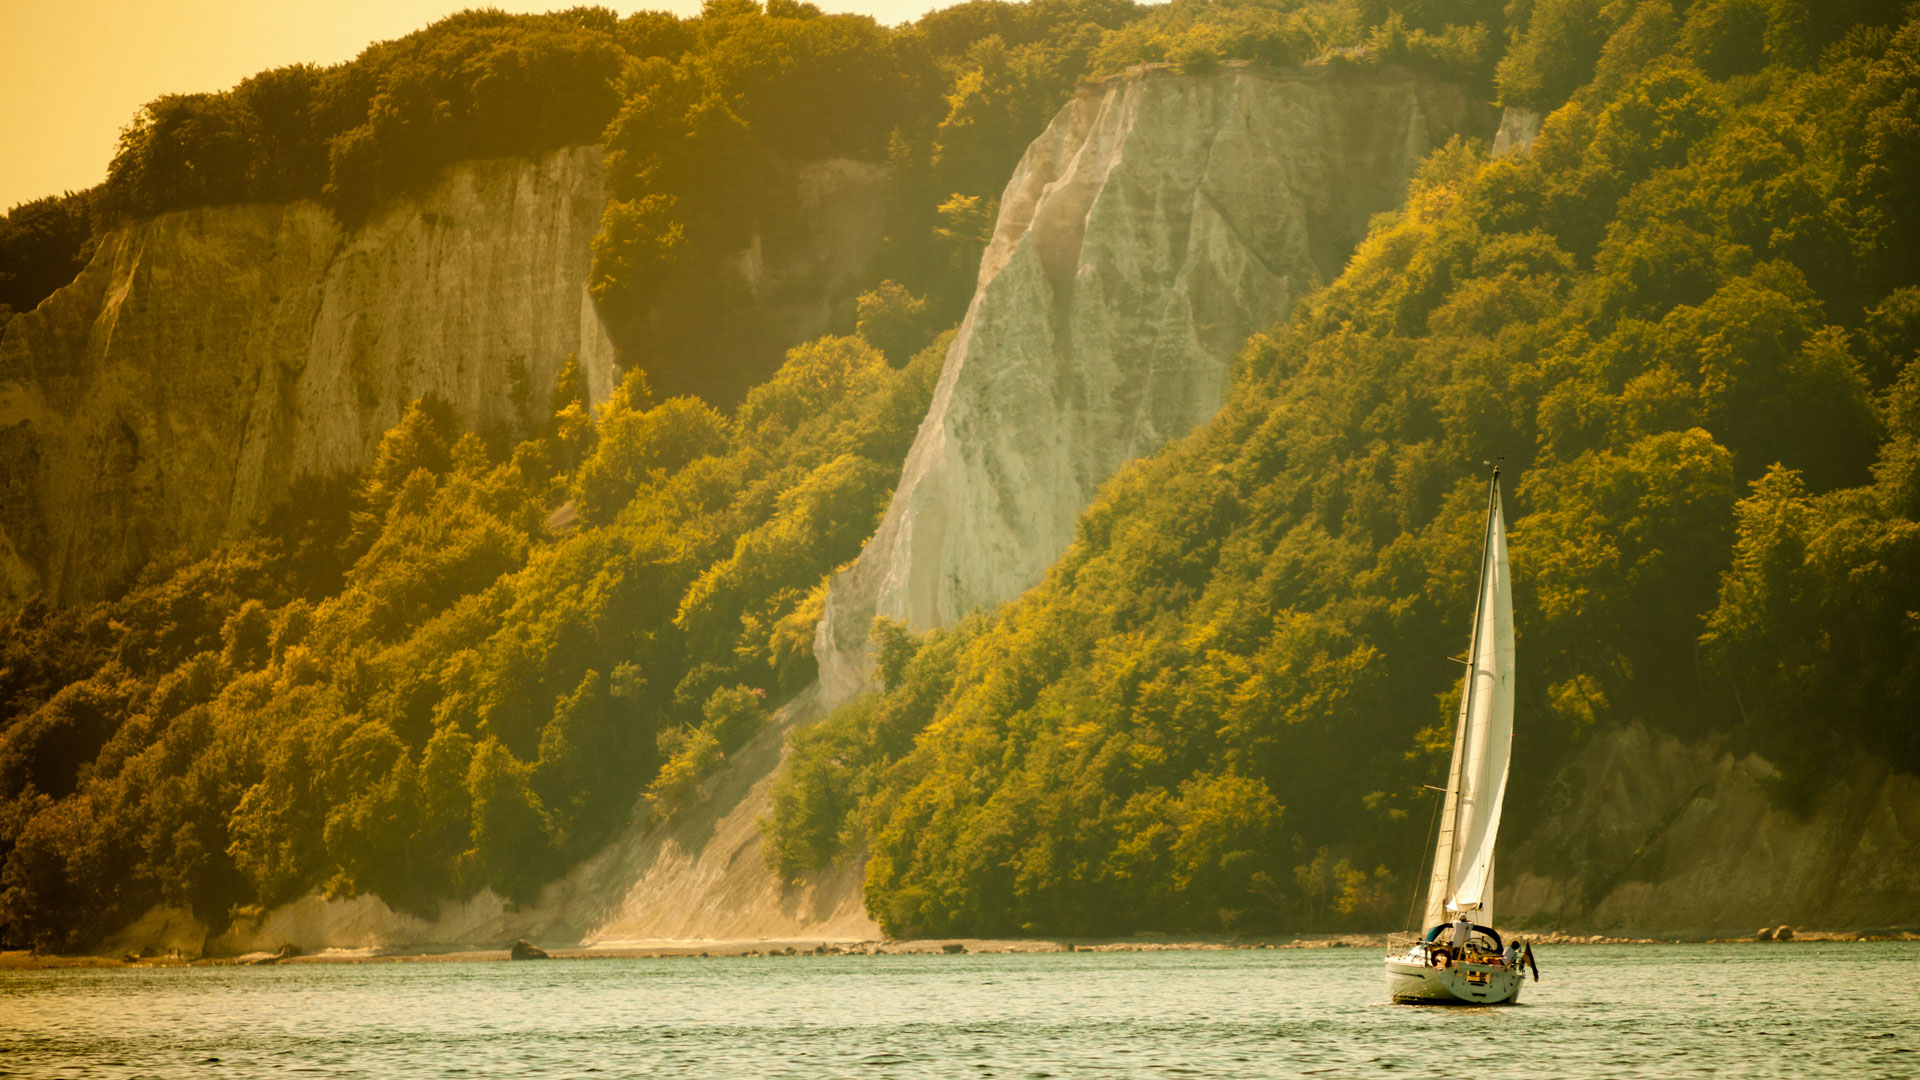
[1405,785,1444,933]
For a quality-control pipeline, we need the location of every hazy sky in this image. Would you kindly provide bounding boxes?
[0,0,949,212]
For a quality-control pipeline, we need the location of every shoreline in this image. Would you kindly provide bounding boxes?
[5,928,1915,969]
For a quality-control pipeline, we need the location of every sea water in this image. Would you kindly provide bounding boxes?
[2,943,1915,1078]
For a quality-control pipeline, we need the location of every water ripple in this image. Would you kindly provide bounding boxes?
[2,944,1916,1078]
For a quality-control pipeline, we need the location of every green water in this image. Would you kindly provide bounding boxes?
[1,943,1914,1077]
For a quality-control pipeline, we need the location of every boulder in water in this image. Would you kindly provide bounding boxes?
[510,939,550,960]
[1773,925,1794,941]
[1755,926,1775,941]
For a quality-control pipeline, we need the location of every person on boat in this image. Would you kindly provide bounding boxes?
[1450,913,1472,951]
[1501,940,1519,968]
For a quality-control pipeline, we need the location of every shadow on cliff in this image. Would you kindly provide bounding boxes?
[1500,724,1920,935]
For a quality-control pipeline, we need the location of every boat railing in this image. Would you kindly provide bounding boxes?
[1385,931,1426,956]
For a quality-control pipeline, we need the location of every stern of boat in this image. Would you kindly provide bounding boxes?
[1383,934,1522,1005]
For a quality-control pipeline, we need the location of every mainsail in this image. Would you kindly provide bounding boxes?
[1421,474,1515,928]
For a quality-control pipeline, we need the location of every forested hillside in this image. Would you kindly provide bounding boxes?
[766,0,1920,938]
[0,333,946,949]
[3,0,1914,952]
[0,0,1506,951]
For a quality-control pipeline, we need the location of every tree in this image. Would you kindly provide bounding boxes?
[1171,773,1285,928]
[856,282,938,365]
[221,601,272,671]
[1496,0,1609,109]
[465,737,552,901]
[0,191,95,316]
[1681,0,1770,80]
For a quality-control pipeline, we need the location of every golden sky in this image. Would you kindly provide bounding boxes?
[0,0,947,212]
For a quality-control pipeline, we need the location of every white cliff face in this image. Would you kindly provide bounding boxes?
[0,145,616,605]
[1492,106,1542,157]
[816,65,1484,703]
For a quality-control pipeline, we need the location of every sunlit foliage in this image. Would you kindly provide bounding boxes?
[763,3,1920,937]
[0,329,943,950]
[6,0,1918,949]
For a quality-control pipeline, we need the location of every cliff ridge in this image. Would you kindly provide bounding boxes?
[0,146,617,606]
[815,66,1487,703]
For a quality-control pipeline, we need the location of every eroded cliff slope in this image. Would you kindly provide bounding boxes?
[1504,725,1920,934]
[0,146,617,606]
[816,66,1486,702]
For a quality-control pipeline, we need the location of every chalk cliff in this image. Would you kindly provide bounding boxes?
[57,63,1916,954]
[0,145,618,607]
[815,65,1486,703]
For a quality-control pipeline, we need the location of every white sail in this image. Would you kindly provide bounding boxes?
[1422,477,1515,928]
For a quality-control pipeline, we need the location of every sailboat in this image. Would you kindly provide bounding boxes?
[1383,465,1533,1005]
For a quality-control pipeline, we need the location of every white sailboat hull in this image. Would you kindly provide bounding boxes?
[1384,955,1524,1005]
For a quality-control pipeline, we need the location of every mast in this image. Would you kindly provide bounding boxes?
[1421,466,1505,929]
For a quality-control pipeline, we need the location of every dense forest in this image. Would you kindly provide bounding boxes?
[0,0,1513,950]
[1,0,1916,949]
[0,326,945,949]
[763,0,1920,937]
